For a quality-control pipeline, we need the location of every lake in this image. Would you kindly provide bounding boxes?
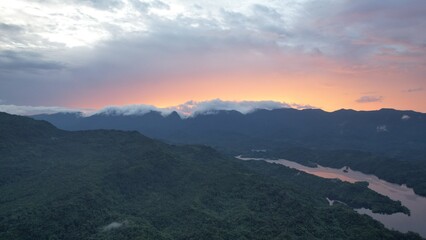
[237,156,426,237]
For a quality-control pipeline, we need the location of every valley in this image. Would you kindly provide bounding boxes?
[0,112,423,239]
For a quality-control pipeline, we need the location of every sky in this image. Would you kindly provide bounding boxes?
[0,0,425,115]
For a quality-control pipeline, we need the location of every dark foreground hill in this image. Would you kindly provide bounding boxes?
[1,112,422,239]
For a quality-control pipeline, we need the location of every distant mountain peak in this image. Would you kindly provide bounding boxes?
[167,111,181,120]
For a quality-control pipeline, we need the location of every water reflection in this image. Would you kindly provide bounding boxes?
[237,156,426,237]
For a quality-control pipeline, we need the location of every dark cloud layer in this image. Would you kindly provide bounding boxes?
[0,51,65,71]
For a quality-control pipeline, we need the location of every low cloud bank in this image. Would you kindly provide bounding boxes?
[169,99,311,116]
[0,99,315,117]
[0,104,86,116]
[101,220,129,232]
[94,99,315,117]
[93,104,169,116]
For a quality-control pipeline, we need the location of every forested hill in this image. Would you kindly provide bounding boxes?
[0,112,422,239]
[32,108,426,197]
[33,108,426,160]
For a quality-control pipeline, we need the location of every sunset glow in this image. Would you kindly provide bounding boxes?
[0,0,425,114]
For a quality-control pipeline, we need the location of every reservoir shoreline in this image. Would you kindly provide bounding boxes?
[237,156,426,237]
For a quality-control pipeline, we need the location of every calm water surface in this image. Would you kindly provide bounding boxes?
[237,156,426,237]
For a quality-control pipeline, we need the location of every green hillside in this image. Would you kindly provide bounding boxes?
[0,112,421,239]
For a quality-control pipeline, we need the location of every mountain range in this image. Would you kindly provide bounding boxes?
[33,108,426,159]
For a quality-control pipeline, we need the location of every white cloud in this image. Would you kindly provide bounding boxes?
[0,0,144,49]
[93,104,170,116]
[0,99,314,117]
[0,0,305,49]
[401,114,410,120]
[376,125,388,132]
[0,104,86,116]
[101,220,128,232]
[171,99,290,116]
[94,99,315,117]
[1,99,312,117]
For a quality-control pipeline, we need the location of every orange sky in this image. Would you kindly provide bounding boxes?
[67,68,426,113]
[1,0,425,114]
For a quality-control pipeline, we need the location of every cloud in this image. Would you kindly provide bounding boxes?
[94,104,168,116]
[401,114,410,120]
[93,99,315,117]
[355,95,383,103]
[376,125,388,132]
[101,220,128,232]
[0,23,23,32]
[0,0,425,111]
[0,50,65,71]
[178,99,291,115]
[75,0,124,10]
[129,0,170,13]
[0,104,86,116]
[0,99,313,117]
[171,99,299,116]
[405,87,423,93]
